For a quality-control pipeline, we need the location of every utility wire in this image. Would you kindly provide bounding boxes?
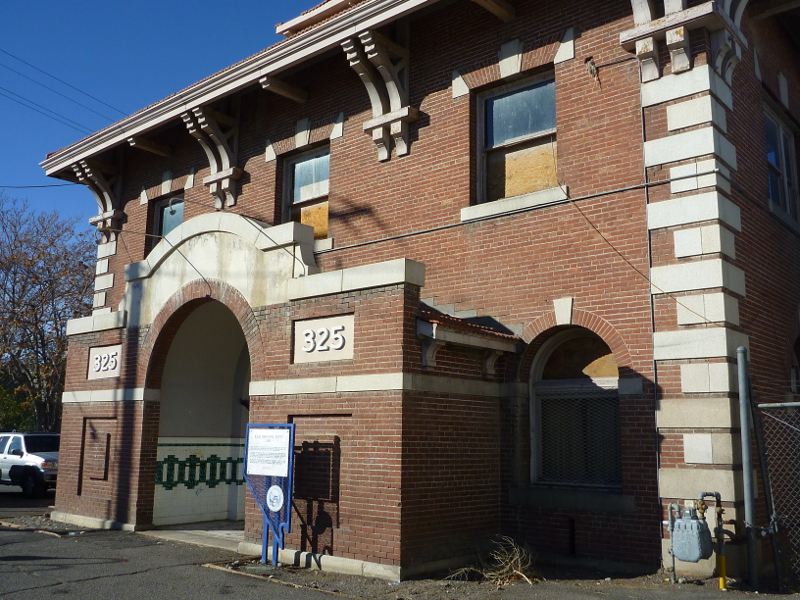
[0,62,117,122]
[0,47,127,117]
[0,89,92,134]
[110,226,213,296]
[0,85,93,132]
[124,190,310,277]
[0,183,78,189]
[0,86,92,133]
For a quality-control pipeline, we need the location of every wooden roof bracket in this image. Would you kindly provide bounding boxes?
[342,28,417,161]
[72,159,123,243]
[182,106,242,208]
[127,136,172,157]
[260,76,309,103]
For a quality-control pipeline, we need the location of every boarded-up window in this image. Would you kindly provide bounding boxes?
[286,147,330,239]
[482,77,557,203]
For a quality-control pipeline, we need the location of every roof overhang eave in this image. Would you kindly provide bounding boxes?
[41,0,441,177]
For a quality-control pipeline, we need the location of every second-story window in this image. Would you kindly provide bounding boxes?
[764,110,799,221]
[479,74,557,204]
[155,196,184,238]
[285,146,330,239]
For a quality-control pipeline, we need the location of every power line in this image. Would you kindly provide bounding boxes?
[0,62,117,122]
[0,85,93,133]
[0,47,128,117]
[0,184,78,189]
[0,89,92,135]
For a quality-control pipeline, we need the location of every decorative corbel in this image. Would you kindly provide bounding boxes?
[483,349,504,377]
[666,26,691,73]
[663,0,691,73]
[636,37,660,82]
[72,159,122,243]
[421,338,445,370]
[711,29,742,85]
[360,30,417,156]
[181,106,242,208]
[343,29,418,160]
[342,36,392,161]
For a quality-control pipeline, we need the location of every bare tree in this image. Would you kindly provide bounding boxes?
[0,193,95,431]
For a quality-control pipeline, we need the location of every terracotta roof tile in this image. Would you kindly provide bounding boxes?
[418,306,521,342]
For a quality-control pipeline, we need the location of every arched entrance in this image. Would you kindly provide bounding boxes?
[151,300,250,526]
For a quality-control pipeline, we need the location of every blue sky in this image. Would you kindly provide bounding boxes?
[0,1,320,232]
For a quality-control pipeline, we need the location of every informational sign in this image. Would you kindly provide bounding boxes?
[244,423,295,566]
[293,315,355,364]
[87,344,122,380]
[246,428,291,477]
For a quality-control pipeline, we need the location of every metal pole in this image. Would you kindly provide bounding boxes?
[738,346,758,589]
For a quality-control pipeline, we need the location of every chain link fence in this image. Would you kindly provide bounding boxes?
[756,403,800,589]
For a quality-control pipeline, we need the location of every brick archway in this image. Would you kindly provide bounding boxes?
[140,278,264,390]
[519,309,632,382]
[138,278,262,528]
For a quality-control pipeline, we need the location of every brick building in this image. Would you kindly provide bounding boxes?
[42,0,799,581]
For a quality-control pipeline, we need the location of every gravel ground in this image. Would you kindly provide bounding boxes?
[2,516,766,599]
[0,514,90,534]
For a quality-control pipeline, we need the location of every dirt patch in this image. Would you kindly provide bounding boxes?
[215,557,756,600]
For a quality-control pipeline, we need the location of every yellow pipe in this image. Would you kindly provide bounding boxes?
[718,554,727,590]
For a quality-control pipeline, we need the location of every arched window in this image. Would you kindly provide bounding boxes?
[531,329,621,490]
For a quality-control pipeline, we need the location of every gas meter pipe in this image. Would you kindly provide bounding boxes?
[698,492,726,591]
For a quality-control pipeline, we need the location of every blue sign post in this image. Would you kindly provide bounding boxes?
[243,423,295,566]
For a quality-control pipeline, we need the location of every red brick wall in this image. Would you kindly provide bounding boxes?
[60,0,800,574]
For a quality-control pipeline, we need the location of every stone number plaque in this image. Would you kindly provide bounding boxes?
[293,315,355,364]
[87,344,122,380]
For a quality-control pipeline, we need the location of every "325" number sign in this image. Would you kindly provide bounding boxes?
[301,325,346,353]
[294,315,354,363]
[87,344,122,380]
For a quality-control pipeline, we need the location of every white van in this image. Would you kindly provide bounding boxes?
[0,432,59,497]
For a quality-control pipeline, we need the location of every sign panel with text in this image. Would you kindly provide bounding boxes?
[244,423,295,566]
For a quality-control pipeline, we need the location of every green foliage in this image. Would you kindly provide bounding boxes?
[0,382,34,431]
[0,193,95,432]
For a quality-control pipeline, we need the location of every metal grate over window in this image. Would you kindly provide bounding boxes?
[535,386,621,489]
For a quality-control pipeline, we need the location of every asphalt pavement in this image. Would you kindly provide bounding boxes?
[0,486,53,520]
[0,487,783,600]
[0,526,327,600]
[1,523,783,600]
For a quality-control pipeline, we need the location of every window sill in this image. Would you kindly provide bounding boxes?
[769,200,800,234]
[313,238,334,252]
[292,193,329,208]
[460,185,569,222]
[509,486,635,513]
